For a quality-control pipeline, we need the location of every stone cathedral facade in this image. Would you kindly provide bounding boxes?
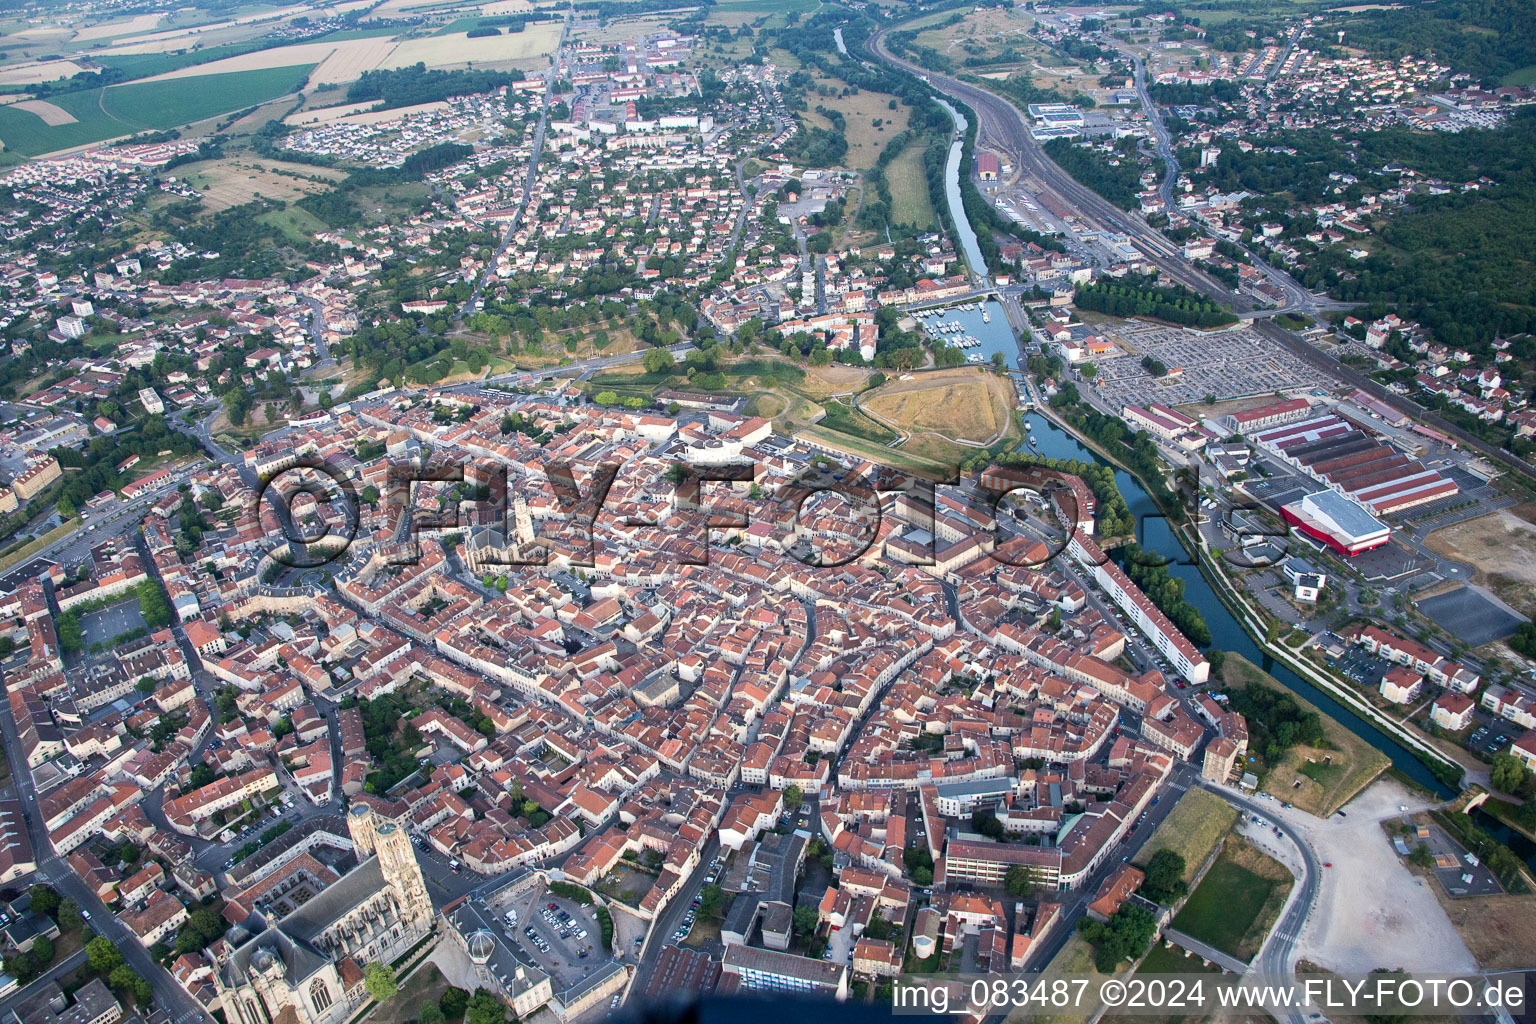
[215,805,435,1024]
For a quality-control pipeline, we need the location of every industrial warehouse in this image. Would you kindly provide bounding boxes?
[1251,413,1460,516]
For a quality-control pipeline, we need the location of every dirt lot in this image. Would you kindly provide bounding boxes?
[862,368,1017,443]
[176,157,346,211]
[1424,889,1536,970]
[1292,777,1476,974]
[1423,506,1536,617]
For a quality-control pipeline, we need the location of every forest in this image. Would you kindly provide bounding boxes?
[1074,275,1237,328]
[347,63,525,111]
[1042,137,1144,211]
[1227,682,1326,767]
[1333,0,1536,83]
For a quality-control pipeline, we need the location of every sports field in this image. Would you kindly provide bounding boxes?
[0,63,314,157]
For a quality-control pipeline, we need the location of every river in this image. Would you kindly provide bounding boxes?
[926,125,1453,797]
[935,99,988,286]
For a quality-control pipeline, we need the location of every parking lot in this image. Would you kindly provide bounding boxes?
[1090,324,1333,409]
[79,598,147,647]
[1330,647,1392,690]
[1412,819,1504,898]
[1415,586,1523,647]
[489,883,606,990]
[1467,721,1519,759]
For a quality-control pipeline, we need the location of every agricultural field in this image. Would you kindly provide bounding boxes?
[1170,838,1293,963]
[861,367,1016,444]
[174,157,348,211]
[884,140,936,230]
[0,63,315,156]
[134,38,389,83]
[1133,786,1239,885]
[383,23,562,69]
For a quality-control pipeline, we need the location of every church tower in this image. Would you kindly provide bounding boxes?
[347,803,376,859]
[374,820,433,931]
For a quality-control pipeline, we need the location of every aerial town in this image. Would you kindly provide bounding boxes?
[0,0,1532,1021]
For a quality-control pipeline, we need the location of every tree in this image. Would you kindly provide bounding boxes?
[1139,849,1187,903]
[1076,903,1156,972]
[4,950,37,983]
[1003,865,1037,898]
[31,934,53,967]
[1507,792,1536,831]
[464,988,508,1024]
[792,905,819,937]
[364,962,398,1003]
[783,784,803,813]
[971,810,1007,841]
[1490,753,1532,796]
[87,935,125,974]
[58,898,82,932]
[642,348,675,374]
[419,1006,446,1024]
[28,885,60,916]
[698,884,724,918]
[109,964,151,1004]
[1363,969,1412,1024]
[440,988,471,1019]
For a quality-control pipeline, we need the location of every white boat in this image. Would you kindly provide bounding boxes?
[981,310,991,323]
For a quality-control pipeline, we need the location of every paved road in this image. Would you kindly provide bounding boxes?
[1196,781,1319,1024]
[628,837,720,998]
[463,10,570,318]
[0,686,216,1023]
[0,947,88,1020]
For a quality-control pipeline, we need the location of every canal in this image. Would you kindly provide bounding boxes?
[926,134,1453,797]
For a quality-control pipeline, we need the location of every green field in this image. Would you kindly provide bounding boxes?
[1169,842,1291,962]
[257,205,330,241]
[0,63,314,157]
[92,42,263,80]
[1133,786,1238,885]
[1136,941,1224,975]
[1502,65,1536,86]
[886,139,937,230]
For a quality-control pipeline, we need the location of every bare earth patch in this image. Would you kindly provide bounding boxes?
[11,99,76,125]
[1292,777,1477,974]
[1423,507,1536,616]
[1423,889,1536,970]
